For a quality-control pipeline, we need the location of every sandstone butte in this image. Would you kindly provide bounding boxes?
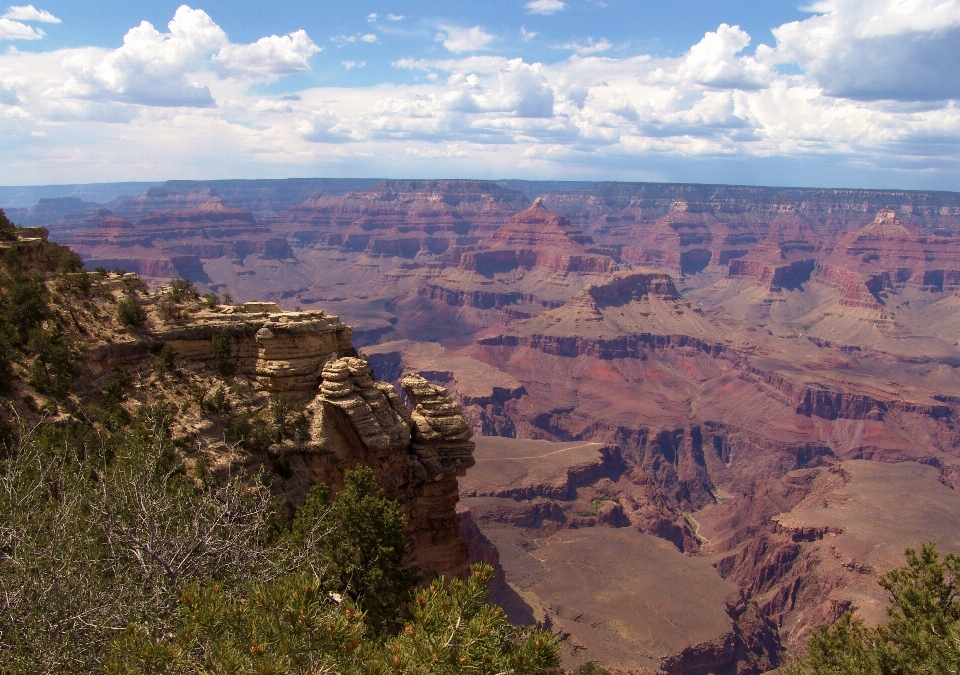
[17,178,960,673]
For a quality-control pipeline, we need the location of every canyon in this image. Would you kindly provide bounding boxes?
[14,177,960,673]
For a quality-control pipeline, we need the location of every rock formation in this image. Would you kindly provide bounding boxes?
[458,202,619,275]
[292,356,476,579]
[63,198,291,283]
[87,295,478,581]
[148,308,354,400]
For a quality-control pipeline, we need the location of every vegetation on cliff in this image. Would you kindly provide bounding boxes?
[786,543,960,675]
[0,214,560,674]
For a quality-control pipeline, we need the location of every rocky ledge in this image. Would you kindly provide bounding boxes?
[126,301,479,582]
[291,356,476,579]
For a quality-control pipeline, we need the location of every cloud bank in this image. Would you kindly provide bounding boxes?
[0,1,958,187]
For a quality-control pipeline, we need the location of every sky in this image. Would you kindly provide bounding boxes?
[0,0,959,190]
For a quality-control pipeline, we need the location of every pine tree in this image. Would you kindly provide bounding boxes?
[365,563,561,675]
[298,466,417,637]
[785,543,960,675]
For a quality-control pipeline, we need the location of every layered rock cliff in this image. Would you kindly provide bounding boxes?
[288,357,476,578]
[80,288,479,581]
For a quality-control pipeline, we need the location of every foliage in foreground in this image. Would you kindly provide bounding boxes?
[0,415,279,673]
[108,563,558,675]
[784,543,960,675]
[0,415,559,674]
[287,466,416,637]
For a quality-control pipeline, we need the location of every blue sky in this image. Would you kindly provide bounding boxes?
[1,1,959,189]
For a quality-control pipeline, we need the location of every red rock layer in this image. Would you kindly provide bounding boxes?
[461,203,618,274]
[64,198,289,281]
[270,179,527,257]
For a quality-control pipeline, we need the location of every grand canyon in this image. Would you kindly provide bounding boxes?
[11,177,960,673]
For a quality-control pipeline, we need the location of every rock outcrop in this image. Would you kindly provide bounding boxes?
[402,374,476,480]
[479,269,728,358]
[288,355,477,579]
[459,202,619,275]
[150,309,354,400]
[63,198,292,283]
[272,179,526,255]
[106,300,479,581]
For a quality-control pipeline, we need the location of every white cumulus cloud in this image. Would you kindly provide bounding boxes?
[60,6,227,106]
[678,24,771,90]
[2,5,59,22]
[298,110,354,143]
[437,25,495,53]
[214,30,320,79]
[0,17,43,39]
[444,59,555,117]
[51,6,319,107]
[253,98,293,112]
[525,0,566,14]
[762,0,960,101]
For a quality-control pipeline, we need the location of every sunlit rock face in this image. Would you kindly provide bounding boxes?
[298,356,475,580]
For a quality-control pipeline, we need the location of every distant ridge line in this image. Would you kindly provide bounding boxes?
[4,177,960,212]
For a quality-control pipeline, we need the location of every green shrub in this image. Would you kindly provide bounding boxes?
[201,292,219,309]
[364,562,560,675]
[0,422,278,673]
[205,385,231,415]
[0,208,16,240]
[223,410,274,453]
[0,415,14,451]
[154,345,176,375]
[27,328,77,399]
[211,329,235,377]
[108,563,561,675]
[269,392,291,442]
[91,373,132,430]
[116,295,147,328]
[246,421,275,453]
[157,296,186,323]
[0,335,12,394]
[57,250,84,274]
[224,410,250,446]
[290,466,417,637]
[105,465,561,675]
[106,571,366,675]
[168,277,199,303]
[0,264,50,347]
[54,252,91,297]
